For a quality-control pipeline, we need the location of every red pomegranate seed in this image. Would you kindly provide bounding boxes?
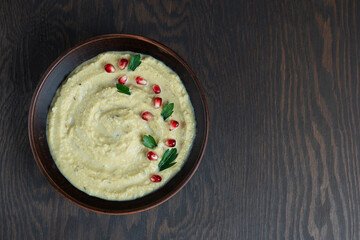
[141,111,153,121]
[153,97,162,109]
[136,76,147,85]
[165,139,176,147]
[147,151,158,160]
[118,59,129,70]
[118,75,128,85]
[150,175,162,182]
[104,64,115,73]
[169,120,179,131]
[152,85,161,94]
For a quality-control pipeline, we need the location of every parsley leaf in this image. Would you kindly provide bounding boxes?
[128,54,142,71]
[161,103,174,120]
[142,135,157,149]
[158,148,178,171]
[116,84,131,95]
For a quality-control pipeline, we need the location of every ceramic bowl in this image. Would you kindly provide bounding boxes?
[28,34,209,214]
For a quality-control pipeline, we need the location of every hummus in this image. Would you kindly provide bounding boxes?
[47,52,196,200]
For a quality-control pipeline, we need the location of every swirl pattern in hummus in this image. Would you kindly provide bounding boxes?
[47,52,196,200]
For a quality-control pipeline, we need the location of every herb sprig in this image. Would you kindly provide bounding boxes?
[116,83,131,95]
[142,135,157,149]
[158,148,178,171]
[128,54,142,71]
[161,103,174,120]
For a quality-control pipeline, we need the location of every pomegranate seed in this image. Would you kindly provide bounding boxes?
[118,75,128,85]
[165,139,176,147]
[118,59,129,70]
[141,111,153,121]
[147,151,158,160]
[152,85,161,94]
[169,120,179,131]
[104,64,115,73]
[153,97,162,109]
[150,175,162,182]
[136,76,147,85]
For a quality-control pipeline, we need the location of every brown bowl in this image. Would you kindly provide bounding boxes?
[28,34,209,214]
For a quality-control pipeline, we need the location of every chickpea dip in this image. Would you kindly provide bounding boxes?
[47,52,196,200]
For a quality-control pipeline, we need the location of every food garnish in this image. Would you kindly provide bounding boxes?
[169,120,179,131]
[158,148,178,171]
[141,111,154,121]
[147,151,158,160]
[150,175,162,182]
[165,139,176,147]
[152,84,161,94]
[142,135,157,149]
[161,103,174,120]
[104,64,115,73]
[118,59,129,70]
[128,54,142,71]
[153,97,162,109]
[116,83,130,95]
[135,76,147,85]
[118,75,128,85]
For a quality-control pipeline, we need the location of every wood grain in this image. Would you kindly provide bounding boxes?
[1,0,360,239]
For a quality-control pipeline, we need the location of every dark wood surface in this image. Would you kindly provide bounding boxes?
[1,0,360,239]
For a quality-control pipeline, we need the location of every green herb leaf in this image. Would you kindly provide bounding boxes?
[128,54,142,71]
[116,84,131,95]
[161,103,174,120]
[158,148,178,171]
[142,135,157,149]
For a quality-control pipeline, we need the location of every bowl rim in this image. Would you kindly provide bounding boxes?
[28,34,209,214]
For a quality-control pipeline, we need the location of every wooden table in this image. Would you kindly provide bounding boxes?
[1,0,359,239]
